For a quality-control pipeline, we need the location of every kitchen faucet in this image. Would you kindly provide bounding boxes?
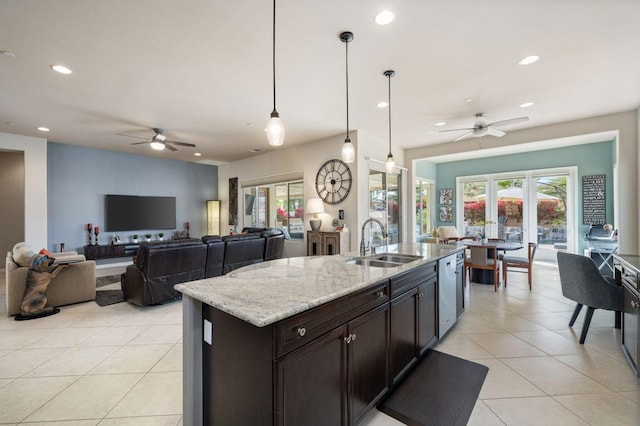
[360,218,388,256]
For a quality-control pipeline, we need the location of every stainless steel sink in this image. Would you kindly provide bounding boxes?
[372,253,423,264]
[345,253,423,268]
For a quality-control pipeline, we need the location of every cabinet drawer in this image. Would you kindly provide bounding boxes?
[390,261,436,297]
[275,281,389,358]
[616,258,640,290]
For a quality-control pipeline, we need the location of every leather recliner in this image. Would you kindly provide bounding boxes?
[203,235,225,278]
[222,233,266,274]
[262,229,285,261]
[122,238,207,306]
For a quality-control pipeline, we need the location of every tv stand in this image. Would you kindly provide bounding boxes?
[85,243,139,260]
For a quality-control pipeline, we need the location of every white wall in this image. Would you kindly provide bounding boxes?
[219,130,408,256]
[0,132,47,250]
[406,110,639,254]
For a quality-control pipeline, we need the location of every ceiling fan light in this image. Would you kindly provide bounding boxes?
[342,138,355,163]
[150,141,165,150]
[385,153,396,174]
[267,113,285,146]
[475,128,488,137]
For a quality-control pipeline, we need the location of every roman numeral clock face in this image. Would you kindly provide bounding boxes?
[315,159,352,205]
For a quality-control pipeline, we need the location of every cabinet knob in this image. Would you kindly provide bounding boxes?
[376,290,385,298]
[631,301,640,309]
[297,327,306,337]
[344,335,352,344]
[351,333,357,341]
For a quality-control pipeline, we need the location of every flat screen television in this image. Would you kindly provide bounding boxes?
[105,195,176,231]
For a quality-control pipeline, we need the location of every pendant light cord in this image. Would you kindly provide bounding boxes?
[345,38,350,139]
[272,0,277,113]
[387,73,392,155]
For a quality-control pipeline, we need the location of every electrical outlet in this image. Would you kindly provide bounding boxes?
[203,319,212,345]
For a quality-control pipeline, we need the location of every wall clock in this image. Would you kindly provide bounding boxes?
[315,159,352,205]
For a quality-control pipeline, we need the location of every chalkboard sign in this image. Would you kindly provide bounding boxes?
[582,174,605,225]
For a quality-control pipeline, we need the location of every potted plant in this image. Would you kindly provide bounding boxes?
[145,233,152,242]
[132,234,139,243]
[158,232,164,241]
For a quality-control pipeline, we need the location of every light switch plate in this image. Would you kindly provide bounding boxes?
[203,319,212,345]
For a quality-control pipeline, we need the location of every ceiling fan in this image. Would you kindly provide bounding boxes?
[439,113,529,142]
[118,128,196,152]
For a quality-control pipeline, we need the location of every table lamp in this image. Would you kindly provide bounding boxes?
[306,197,325,231]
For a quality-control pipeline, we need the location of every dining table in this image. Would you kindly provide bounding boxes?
[455,240,524,285]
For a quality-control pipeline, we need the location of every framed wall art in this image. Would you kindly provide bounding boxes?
[439,206,453,222]
[439,188,453,205]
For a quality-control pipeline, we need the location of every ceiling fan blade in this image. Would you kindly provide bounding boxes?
[454,131,474,142]
[167,140,196,148]
[488,116,529,128]
[487,127,506,137]
[165,144,178,152]
[439,127,474,133]
[130,141,152,145]
[118,133,151,141]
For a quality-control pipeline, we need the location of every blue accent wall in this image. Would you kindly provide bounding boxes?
[47,143,218,255]
[433,140,615,253]
[415,159,437,180]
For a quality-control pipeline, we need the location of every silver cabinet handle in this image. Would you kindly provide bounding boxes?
[297,327,306,337]
[376,290,385,298]
[351,334,356,342]
[344,335,352,344]
[631,301,640,309]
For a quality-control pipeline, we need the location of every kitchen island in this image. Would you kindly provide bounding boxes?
[176,242,464,425]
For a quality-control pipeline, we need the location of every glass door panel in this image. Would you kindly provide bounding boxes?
[462,181,486,238]
[535,175,568,260]
[494,178,525,243]
[368,169,403,249]
[387,174,400,244]
[415,179,433,241]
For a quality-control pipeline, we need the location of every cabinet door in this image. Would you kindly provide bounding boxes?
[348,303,390,425]
[276,325,348,426]
[307,232,324,256]
[324,233,340,255]
[389,288,418,384]
[623,285,639,375]
[456,261,464,317]
[417,277,437,355]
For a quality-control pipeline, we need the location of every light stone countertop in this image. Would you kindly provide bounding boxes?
[175,242,463,327]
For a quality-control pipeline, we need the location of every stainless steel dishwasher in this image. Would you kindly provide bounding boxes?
[438,253,458,338]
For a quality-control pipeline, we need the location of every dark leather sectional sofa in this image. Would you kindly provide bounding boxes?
[121,229,284,306]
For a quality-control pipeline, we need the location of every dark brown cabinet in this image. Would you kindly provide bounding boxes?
[615,255,640,377]
[389,262,438,385]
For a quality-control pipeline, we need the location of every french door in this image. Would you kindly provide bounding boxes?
[458,167,576,261]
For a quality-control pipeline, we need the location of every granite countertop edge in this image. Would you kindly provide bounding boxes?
[176,242,463,327]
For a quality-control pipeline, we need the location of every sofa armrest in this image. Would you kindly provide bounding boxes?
[122,265,148,306]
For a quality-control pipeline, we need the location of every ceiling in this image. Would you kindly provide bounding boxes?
[1,0,639,165]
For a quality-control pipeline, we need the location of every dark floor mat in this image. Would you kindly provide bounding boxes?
[378,350,489,426]
[95,290,125,306]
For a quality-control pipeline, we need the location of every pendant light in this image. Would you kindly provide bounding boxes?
[267,0,284,146]
[384,70,396,174]
[340,31,355,163]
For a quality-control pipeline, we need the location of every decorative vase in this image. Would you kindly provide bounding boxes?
[482,237,488,244]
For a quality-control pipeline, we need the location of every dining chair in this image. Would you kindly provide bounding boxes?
[502,242,537,290]
[556,251,622,344]
[464,245,500,291]
[488,238,506,260]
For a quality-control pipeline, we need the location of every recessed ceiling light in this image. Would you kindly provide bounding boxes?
[377,101,389,108]
[6,121,15,126]
[519,55,540,65]
[51,64,72,74]
[464,98,472,103]
[37,126,50,132]
[434,122,447,127]
[245,123,253,127]
[375,10,395,25]
[251,148,262,153]
[194,152,202,156]
[519,102,534,108]
[1,50,16,57]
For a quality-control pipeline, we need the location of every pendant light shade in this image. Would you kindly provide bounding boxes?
[384,70,396,174]
[267,0,284,146]
[340,31,355,163]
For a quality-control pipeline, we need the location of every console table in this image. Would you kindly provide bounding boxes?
[84,243,139,260]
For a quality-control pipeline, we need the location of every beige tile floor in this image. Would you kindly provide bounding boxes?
[1,261,639,425]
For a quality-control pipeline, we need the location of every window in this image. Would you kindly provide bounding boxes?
[415,178,434,241]
[243,180,304,240]
[369,168,402,248]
